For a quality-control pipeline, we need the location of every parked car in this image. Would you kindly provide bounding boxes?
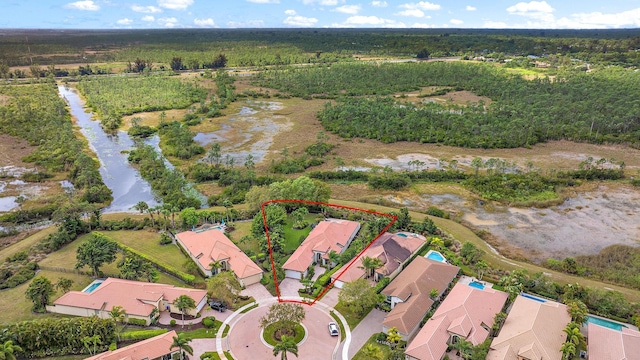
[328,322,339,336]
[209,300,227,312]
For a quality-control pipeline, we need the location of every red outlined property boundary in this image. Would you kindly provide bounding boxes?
[260,199,397,306]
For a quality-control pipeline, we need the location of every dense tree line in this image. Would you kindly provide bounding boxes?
[0,83,111,205]
[261,62,640,148]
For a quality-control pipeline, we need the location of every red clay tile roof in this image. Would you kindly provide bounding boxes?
[283,219,360,272]
[382,257,459,335]
[53,278,207,317]
[588,323,640,360]
[86,330,178,360]
[405,282,508,360]
[333,232,425,283]
[175,229,262,279]
[487,295,571,360]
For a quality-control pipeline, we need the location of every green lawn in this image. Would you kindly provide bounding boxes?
[176,321,223,338]
[352,334,391,360]
[0,269,92,325]
[333,301,372,330]
[229,221,260,255]
[282,215,314,253]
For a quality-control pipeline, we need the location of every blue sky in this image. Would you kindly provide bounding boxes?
[2,1,640,29]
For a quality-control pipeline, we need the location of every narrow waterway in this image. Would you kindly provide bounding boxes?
[58,85,159,213]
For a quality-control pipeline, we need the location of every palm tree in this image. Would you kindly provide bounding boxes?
[222,199,232,223]
[82,335,102,356]
[560,341,577,360]
[360,343,383,360]
[327,250,340,268]
[475,260,488,280]
[563,322,586,348]
[272,335,298,360]
[359,256,384,280]
[132,201,149,215]
[0,340,23,360]
[108,305,126,342]
[170,333,193,360]
[173,295,196,329]
[209,260,223,275]
[451,338,474,360]
[567,300,588,325]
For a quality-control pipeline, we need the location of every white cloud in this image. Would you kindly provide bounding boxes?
[506,1,554,21]
[131,5,162,13]
[483,20,508,28]
[396,9,425,17]
[194,18,216,27]
[399,1,441,11]
[284,15,318,26]
[302,0,340,5]
[450,18,463,25]
[64,1,99,11]
[158,17,179,27]
[158,0,193,10]
[117,18,133,25]
[556,8,640,29]
[371,1,387,7]
[411,22,435,28]
[141,15,155,22]
[285,9,296,15]
[334,5,361,14]
[334,15,406,27]
[247,0,279,3]
[227,19,265,27]
[466,5,476,11]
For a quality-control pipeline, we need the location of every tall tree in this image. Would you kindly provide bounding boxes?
[567,300,588,325]
[180,207,199,230]
[563,322,586,348]
[118,251,159,282]
[0,341,23,360]
[207,271,242,305]
[171,333,193,360]
[173,295,196,329]
[55,277,74,293]
[25,276,55,313]
[108,305,126,342]
[338,278,383,317]
[359,256,384,279]
[75,232,119,277]
[560,341,577,360]
[260,303,306,337]
[272,335,298,360]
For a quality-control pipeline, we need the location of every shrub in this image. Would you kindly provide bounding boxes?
[118,243,195,284]
[170,319,177,327]
[426,206,447,218]
[376,332,387,342]
[159,233,173,245]
[127,318,148,326]
[201,352,217,360]
[203,318,215,328]
[120,329,167,341]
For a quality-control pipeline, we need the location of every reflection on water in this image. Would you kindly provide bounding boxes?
[58,86,159,213]
[0,196,18,212]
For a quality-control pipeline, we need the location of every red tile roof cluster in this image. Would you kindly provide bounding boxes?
[86,330,178,360]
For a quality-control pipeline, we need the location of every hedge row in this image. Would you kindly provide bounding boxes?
[127,318,148,326]
[120,329,168,341]
[117,243,196,284]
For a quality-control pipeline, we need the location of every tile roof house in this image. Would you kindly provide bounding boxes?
[331,232,425,288]
[381,256,460,340]
[47,278,207,325]
[175,228,263,286]
[588,322,640,360]
[86,330,179,360]
[405,282,508,360]
[486,295,571,360]
[282,219,360,280]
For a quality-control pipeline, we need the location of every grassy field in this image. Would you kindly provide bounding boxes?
[0,269,92,325]
[0,226,56,261]
[228,221,259,255]
[282,216,314,253]
[330,198,640,303]
[352,334,391,360]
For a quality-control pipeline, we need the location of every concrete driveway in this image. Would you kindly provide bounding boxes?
[241,283,272,301]
[278,278,302,297]
[190,338,216,360]
[319,287,340,308]
[227,302,339,359]
[346,308,387,358]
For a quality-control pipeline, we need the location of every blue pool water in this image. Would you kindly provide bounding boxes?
[396,233,408,237]
[520,293,547,303]
[585,315,626,331]
[469,281,485,290]
[425,250,446,263]
[83,281,103,293]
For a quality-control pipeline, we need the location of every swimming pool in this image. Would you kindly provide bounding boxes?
[520,293,547,303]
[396,233,408,237]
[83,280,104,293]
[585,315,627,331]
[469,281,485,290]
[425,250,446,263]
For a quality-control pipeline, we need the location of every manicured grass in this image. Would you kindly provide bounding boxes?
[262,323,305,346]
[329,310,346,342]
[239,303,258,313]
[229,221,259,255]
[177,321,222,338]
[333,301,372,330]
[222,324,230,337]
[0,269,92,325]
[224,352,233,360]
[282,215,314,253]
[351,334,391,360]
